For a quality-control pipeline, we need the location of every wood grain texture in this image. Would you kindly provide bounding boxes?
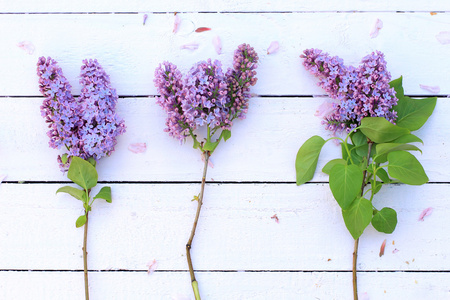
[3,0,450,13]
[1,184,447,271]
[0,98,447,182]
[1,271,449,299]
[2,13,450,96]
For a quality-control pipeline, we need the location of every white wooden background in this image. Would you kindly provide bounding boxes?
[1,1,449,299]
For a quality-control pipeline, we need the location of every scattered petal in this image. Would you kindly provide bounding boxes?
[267,41,280,55]
[180,43,199,50]
[379,239,387,257]
[17,41,35,55]
[370,19,383,39]
[128,143,147,153]
[418,207,433,221]
[430,12,437,16]
[315,100,335,117]
[201,152,214,168]
[173,13,181,33]
[212,35,222,54]
[0,174,7,185]
[419,84,440,94]
[143,14,148,25]
[327,258,332,261]
[146,259,158,275]
[271,214,280,224]
[360,292,370,300]
[195,27,211,33]
[436,31,450,44]
[392,248,399,254]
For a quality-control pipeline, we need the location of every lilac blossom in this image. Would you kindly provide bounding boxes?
[301,49,398,133]
[37,57,125,171]
[154,43,259,143]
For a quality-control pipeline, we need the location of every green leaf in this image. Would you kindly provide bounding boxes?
[329,164,364,209]
[342,197,373,239]
[372,181,383,195]
[351,131,369,157]
[341,143,363,165]
[389,76,404,98]
[56,186,86,202]
[67,156,98,190]
[374,143,421,163]
[61,153,69,165]
[221,130,231,142]
[76,215,87,228]
[359,117,410,143]
[295,136,326,185]
[192,138,200,149]
[376,168,391,183]
[394,95,436,131]
[93,186,112,203]
[87,157,97,167]
[392,134,423,144]
[322,159,346,175]
[372,207,398,234]
[387,151,428,185]
[203,140,220,152]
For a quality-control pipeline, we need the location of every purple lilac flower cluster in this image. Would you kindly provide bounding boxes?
[154,43,258,141]
[301,49,398,133]
[37,57,125,170]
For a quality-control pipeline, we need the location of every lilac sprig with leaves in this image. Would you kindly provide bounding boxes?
[37,57,125,300]
[296,49,436,300]
[155,43,258,300]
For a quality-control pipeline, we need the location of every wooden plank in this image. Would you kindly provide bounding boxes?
[2,13,450,96]
[1,271,449,299]
[3,0,450,13]
[0,97,446,182]
[1,183,448,271]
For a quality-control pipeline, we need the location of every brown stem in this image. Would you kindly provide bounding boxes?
[83,210,90,300]
[352,141,374,300]
[186,151,209,300]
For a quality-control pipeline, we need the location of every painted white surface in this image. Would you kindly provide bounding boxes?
[1,2,449,300]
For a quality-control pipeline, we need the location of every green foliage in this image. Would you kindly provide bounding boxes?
[295,136,326,185]
[387,151,428,185]
[329,164,363,209]
[372,207,397,234]
[295,76,435,239]
[57,156,112,227]
[342,197,373,239]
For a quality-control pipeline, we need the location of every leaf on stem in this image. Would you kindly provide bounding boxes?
[76,215,87,228]
[56,186,86,202]
[392,134,423,144]
[376,168,391,183]
[295,136,326,185]
[387,151,428,185]
[359,117,409,143]
[93,186,112,203]
[203,140,219,152]
[322,159,346,175]
[222,129,231,141]
[372,207,397,233]
[374,143,421,163]
[67,156,98,190]
[342,197,373,239]
[329,164,363,209]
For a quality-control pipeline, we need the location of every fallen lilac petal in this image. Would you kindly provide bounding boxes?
[180,43,199,50]
[436,32,450,44]
[392,248,399,254]
[17,41,35,55]
[315,100,335,117]
[195,27,211,33]
[379,239,387,257]
[271,214,280,224]
[146,259,158,275]
[0,174,6,185]
[173,13,181,33]
[360,292,370,300]
[370,19,383,38]
[212,35,222,54]
[419,84,440,94]
[128,143,147,153]
[267,41,280,55]
[418,207,433,221]
[143,14,148,25]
